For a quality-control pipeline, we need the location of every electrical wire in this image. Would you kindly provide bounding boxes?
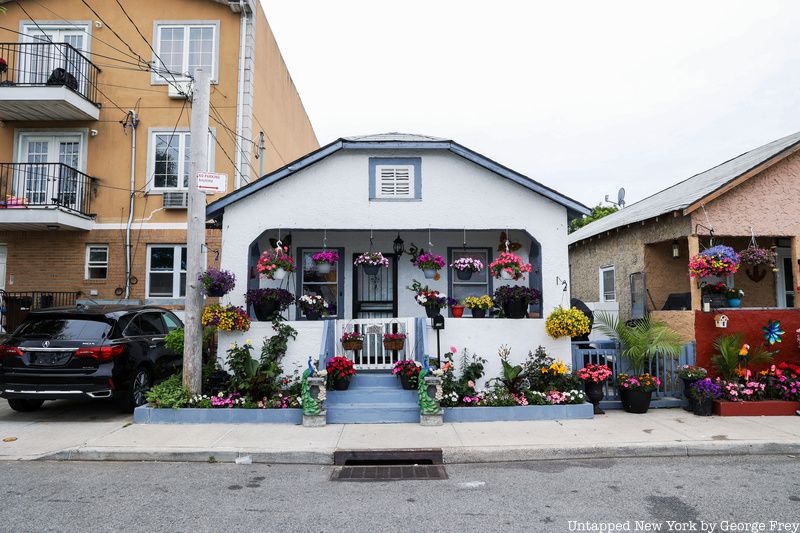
[78,0,149,66]
[209,101,256,184]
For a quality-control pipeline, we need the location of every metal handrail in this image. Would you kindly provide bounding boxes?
[0,162,96,216]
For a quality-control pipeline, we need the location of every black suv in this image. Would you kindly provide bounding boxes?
[0,305,183,412]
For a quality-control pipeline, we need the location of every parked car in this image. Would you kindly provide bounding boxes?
[0,305,183,412]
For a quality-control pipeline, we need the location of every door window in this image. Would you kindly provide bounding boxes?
[17,134,84,208]
[22,26,89,93]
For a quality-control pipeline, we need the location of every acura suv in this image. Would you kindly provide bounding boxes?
[0,305,183,412]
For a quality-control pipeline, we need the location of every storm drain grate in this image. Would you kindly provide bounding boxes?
[331,464,448,482]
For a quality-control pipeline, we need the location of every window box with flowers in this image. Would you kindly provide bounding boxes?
[489,252,532,280]
[340,331,365,351]
[354,251,390,276]
[198,267,235,297]
[245,288,294,321]
[297,294,333,320]
[383,332,407,351]
[450,257,484,281]
[413,252,446,279]
[311,250,339,274]
[392,359,421,390]
[464,295,493,318]
[200,304,251,332]
[257,249,296,280]
[326,356,356,390]
[494,286,541,319]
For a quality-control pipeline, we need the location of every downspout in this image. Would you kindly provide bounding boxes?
[234,0,249,189]
[124,110,139,299]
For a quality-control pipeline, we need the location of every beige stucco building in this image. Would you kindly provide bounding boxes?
[0,0,317,314]
[569,132,800,341]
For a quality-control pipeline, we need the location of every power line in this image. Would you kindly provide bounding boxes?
[252,113,287,164]
[78,0,149,66]
[209,101,256,184]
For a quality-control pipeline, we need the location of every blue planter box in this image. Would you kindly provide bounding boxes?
[134,405,302,424]
[443,403,593,422]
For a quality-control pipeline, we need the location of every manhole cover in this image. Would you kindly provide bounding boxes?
[331,464,448,482]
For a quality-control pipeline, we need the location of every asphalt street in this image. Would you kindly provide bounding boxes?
[1,455,798,532]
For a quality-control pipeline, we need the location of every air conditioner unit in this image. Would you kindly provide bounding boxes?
[167,80,193,99]
[162,191,189,209]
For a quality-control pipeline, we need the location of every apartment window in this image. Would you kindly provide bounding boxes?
[153,22,218,82]
[600,266,616,302]
[149,130,213,190]
[147,245,186,298]
[85,245,108,280]
[369,157,421,200]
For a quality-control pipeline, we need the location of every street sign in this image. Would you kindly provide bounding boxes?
[196,171,228,194]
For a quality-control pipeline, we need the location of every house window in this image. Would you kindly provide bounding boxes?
[147,245,186,298]
[85,245,108,280]
[296,248,343,319]
[448,248,492,314]
[153,22,218,82]
[369,157,421,200]
[16,131,87,208]
[149,130,213,190]
[600,266,616,302]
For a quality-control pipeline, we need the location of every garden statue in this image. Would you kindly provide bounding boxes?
[418,359,443,425]
[301,357,326,426]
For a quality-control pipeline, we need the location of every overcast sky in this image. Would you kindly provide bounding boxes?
[259,1,800,208]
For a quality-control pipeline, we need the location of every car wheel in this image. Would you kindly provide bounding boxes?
[118,366,152,413]
[7,399,44,412]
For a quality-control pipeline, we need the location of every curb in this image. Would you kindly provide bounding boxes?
[34,440,800,465]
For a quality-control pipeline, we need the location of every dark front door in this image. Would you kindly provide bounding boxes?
[353,253,398,318]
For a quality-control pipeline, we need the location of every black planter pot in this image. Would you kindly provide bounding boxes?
[332,377,351,391]
[425,306,441,318]
[305,309,322,321]
[624,389,653,414]
[502,300,528,319]
[363,264,380,276]
[681,377,699,412]
[399,373,418,390]
[584,380,606,415]
[206,287,226,297]
[456,269,473,281]
[470,308,487,318]
[252,300,279,321]
[693,397,713,416]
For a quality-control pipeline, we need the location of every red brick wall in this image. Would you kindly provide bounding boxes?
[694,310,800,374]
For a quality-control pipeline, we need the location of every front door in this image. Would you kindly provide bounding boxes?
[22,26,89,95]
[353,253,397,318]
[776,248,795,308]
[17,134,83,209]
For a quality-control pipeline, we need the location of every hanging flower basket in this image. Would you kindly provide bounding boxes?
[412,253,445,279]
[201,304,251,332]
[489,252,532,281]
[341,331,364,351]
[354,252,389,277]
[688,245,740,278]
[312,250,339,274]
[451,257,484,281]
[197,267,235,297]
[383,333,407,351]
[257,249,296,280]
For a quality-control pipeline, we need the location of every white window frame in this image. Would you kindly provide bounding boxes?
[374,164,415,199]
[85,244,108,280]
[151,20,220,84]
[146,128,215,192]
[145,244,187,298]
[13,129,89,170]
[599,266,616,303]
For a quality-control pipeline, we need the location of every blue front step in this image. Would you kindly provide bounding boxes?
[326,372,420,424]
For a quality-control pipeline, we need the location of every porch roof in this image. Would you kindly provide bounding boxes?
[205,132,590,221]
[569,131,800,244]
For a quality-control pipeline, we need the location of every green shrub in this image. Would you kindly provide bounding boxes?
[164,327,216,357]
[145,373,190,408]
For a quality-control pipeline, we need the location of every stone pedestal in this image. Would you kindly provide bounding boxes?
[420,413,443,426]
[303,413,327,427]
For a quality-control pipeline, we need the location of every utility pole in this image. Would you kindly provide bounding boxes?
[183,68,210,394]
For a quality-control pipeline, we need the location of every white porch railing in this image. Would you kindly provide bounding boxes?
[335,317,415,370]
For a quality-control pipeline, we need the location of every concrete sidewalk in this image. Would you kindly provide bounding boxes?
[1,400,799,464]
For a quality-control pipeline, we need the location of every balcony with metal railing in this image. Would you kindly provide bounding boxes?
[0,162,95,230]
[0,42,101,121]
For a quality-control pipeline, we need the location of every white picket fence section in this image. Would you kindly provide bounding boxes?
[335,317,415,370]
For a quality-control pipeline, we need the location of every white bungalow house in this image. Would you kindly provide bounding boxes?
[206,133,589,385]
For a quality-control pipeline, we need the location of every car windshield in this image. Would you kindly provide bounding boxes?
[15,318,111,341]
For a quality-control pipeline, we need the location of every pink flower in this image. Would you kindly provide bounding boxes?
[468,380,475,389]
[450,346,458,354]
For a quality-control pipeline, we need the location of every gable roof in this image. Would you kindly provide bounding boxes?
[206,132,590,220]
[568,131,800,244]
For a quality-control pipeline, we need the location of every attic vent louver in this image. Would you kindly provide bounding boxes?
[375,165,414,199]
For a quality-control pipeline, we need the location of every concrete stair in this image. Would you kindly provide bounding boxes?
[326,373,420,424]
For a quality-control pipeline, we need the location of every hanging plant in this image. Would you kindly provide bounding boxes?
[739,245,778,284]
[413,252,446,279]
[489,252,532,280]
[450,257,484,281]
[311,250,339,274]
[545,306,591,339]
[201,304,251,332]
[688,245,740,278]
[257,249,296,280]
[197,267,236,297]
[354,251,389,276]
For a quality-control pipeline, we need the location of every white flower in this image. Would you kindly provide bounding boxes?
[317,370,328,378]
[245,339,252,346]
[432,369,444,377]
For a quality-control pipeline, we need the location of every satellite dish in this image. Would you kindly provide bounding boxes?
[617,187,626,208]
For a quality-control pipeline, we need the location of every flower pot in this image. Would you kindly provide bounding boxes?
[584,380,606,415]
[316,262,332,274]
[456,269,473,281]
[425,306,441,318]
[726,298,741,308]
[272,267,287,280]
[252,300,279,321]
[680,377,699,412]
[502,300,528,319]
[399,373,418,390]
[206,287,226,297]
[363,264,380,276]
[304,309,322,321]
[619,388,630,410]
[332,377,350,391]
[693,397,713,416]
[383,339,405,351]
[624,389,653,414]
[342,340,363,351]
[500,270,514,280]
[450,305,464,318]
[470,308,487,318]
[422,268,437,279]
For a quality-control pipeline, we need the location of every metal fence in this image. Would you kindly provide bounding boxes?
[0,42,100,104]
[0,163,95,215]
[571,341,696,400]
[0,290,81,334]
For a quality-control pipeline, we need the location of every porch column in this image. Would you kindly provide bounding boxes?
[688,234,702,310]
[792,236,800,308]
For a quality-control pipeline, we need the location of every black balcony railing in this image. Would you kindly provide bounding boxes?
[0,42,100,105]
[0,290,82,334]
[0,163,95,216]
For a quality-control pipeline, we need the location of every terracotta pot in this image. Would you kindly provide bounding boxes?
[451,305,464,318]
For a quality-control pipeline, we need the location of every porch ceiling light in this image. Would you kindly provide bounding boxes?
[393,233,405,257]
[672,240,680,259]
